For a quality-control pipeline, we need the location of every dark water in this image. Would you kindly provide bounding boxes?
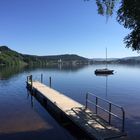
[0,64,140,140]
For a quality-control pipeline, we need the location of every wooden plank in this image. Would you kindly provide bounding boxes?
[28,81,126,140]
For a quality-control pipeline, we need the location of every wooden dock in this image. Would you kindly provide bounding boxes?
[26,75,126,140]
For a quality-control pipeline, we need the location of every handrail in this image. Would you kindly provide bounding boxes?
[87,99,122,120]
[85,92,125,132]
[87,92,122,108]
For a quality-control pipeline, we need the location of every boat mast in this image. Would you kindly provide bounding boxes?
[106,48,107,69]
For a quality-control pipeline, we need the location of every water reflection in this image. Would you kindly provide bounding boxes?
[1,63,139,80]
[0,66,26,80]
[26,89,34,108]
[1,64,140,140]
[95,73,113,98]
[0,64,87,80]
[26,64,87,72]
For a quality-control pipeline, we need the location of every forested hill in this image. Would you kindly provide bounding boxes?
[0,46,25,66]
[0,46,88,66]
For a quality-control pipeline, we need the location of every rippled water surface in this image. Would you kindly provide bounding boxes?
[0,64,140,140]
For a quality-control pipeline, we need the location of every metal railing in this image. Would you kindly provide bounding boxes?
[85,92,125,132]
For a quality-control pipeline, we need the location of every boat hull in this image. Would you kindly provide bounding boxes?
[95,69,114,75]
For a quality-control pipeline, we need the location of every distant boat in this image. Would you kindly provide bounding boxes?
[95,48,114,75]
[95,68,114,75]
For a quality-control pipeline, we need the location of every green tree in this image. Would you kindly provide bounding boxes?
[90,0,140,51]
[117,0,140,51]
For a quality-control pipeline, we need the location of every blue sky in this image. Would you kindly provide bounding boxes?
[0,0,139,58]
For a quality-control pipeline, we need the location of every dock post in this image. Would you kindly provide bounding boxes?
[49,76,52,88]
[41,74,43,83]
[26,76,29,88]
[27,76,28,83]
[30,75,33,90]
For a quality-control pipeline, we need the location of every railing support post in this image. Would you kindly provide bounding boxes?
[109,103,111,125]
[122,108,125,132]
[95,97,98,114]
[85,93,88,109]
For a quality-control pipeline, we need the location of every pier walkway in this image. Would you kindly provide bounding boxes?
[27,75,126,140]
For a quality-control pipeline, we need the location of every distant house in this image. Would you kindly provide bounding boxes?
[58,59,62,63]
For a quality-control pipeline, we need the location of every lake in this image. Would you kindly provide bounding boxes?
[0,64,140,140]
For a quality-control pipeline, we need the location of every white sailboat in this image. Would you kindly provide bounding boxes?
[95,48,114,75]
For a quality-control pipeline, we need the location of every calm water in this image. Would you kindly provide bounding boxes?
[0,64,140,140]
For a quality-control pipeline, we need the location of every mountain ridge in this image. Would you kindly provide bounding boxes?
[0,46,88,66]
[0,46,140,66]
